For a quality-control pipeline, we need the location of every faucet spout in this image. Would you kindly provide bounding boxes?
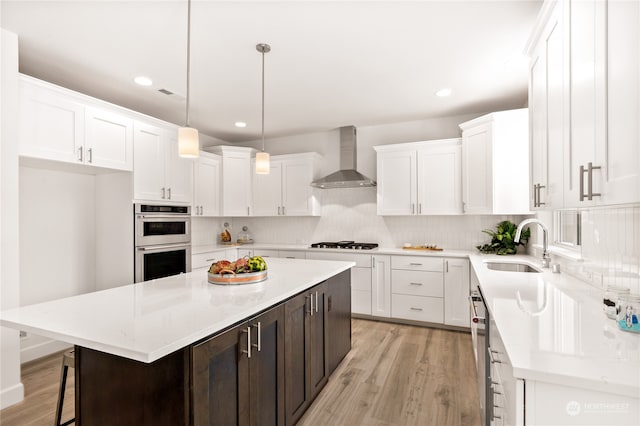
[515,218,550,268]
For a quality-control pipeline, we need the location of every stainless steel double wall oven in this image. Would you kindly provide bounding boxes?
[134,204,191,283]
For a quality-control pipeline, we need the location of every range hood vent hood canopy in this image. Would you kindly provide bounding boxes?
[311,126,376,189]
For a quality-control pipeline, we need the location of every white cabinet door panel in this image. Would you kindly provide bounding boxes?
[85,107,133,171]
[222,156,251,216]
[282,160,314,216]
[462,123,492,214]
[19,82,84,163]
[166,134,193,203]
[376,150,416,215]
[417,144,462,214]
[252,161,282,216]
[371,255,391,317]
[133,122,166,202]
[443,258,470,327]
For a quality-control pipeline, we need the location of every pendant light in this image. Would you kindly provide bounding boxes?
[178,0,199,158]
[255,43,271,174]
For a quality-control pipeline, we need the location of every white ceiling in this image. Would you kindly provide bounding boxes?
[1,0,542,143]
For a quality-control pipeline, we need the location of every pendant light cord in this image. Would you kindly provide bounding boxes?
[261,47,265,153]
[186,0,192,127]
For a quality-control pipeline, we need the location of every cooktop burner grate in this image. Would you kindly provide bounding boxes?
[310,241,378,250]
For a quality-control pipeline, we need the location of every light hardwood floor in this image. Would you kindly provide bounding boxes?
[299,319,481,426]
[0,319,480,426]
[0,349,74,426]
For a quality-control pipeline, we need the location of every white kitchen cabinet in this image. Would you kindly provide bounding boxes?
[443,258,470,327]
[528,0,566,210]
[306,251,373,316]
[19,76,133,171]
[527,0,640,209]
[208,146,253,216]
[252,153,321,217]
[193,152,221,216]
[459,109,530,215]
[371,255,391,318]
[133,122,193,204]
[375,138,462,216]
[390,255,444,324]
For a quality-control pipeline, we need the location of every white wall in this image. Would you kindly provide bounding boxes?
[19,166,96,361]
[1,28,25,410]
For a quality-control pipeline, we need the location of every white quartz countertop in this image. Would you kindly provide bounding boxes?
[193,243,472,258]
[469,254,640,398]
[0,258,354,363]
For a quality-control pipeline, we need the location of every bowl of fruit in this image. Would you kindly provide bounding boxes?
[208,256,268,285]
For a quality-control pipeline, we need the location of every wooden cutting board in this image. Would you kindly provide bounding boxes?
[402,246,443,251]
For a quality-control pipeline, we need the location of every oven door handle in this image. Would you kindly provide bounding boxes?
[137,215,190,220]
[137,243,191,251]
[469,296,485,324]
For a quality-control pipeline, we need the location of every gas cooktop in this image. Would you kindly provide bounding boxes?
[310,241,378,250]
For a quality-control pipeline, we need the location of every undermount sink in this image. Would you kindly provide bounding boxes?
[484,261,542,273]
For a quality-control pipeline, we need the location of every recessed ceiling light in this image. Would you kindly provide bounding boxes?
[235,121,247,128]
[435,88,452,97]
[134,76,153,86]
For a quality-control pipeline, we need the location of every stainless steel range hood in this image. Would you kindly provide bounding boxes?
[311,126,376,189]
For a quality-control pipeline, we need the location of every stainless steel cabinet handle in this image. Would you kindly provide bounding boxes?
[445,260,449,273]
[411,203,415,214]
[278,206,281,215]
[409,262,422,266]
[87,148,93,163]
[282,206,285,215]
[247,206,250,216]
[410,307,423,311]
[372,257,375,268]
[242,327,252,359]
[252,322,261,352]
[309,294,314,316]
[161,187,166,199]
[205,258,215,262]
[167,188,171,200]
[78,146,83,162]
[315,291,319,313]
[409,282,423,286]
[537,184,546,207]
[285,256,295,259]
[579,164,601,201]
[488,349,502,364]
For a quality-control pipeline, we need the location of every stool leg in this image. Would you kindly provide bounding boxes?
[54,363,68,426]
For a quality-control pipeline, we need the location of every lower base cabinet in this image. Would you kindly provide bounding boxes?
[192,305,285,426]
[284,281,329,425]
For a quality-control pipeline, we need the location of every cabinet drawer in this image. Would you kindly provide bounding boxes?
[252,249,279,258]
[391,270,443,297]
[279,250,306,259]
[192,251,226,270]
[391,256,443,272]
[306,251,371,267]
[391,294,443,323]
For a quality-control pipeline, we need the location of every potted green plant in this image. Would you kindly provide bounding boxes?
[476,220,530,255]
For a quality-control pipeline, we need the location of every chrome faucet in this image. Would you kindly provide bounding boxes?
[514,218,550,268]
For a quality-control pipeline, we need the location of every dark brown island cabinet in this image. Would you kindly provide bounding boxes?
[74,270,351,426]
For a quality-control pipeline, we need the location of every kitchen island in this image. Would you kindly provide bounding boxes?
[1,258,355,425]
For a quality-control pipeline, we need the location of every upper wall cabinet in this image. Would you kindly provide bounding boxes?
[193,152,221,217]
[252,153,321,217]
[133,122,193,204]
[374,138,462,216]
[459,109,531,215]
[208,146,254,216]
[528,0,566,210]
[527,0,640,208]
[19,76,133,171]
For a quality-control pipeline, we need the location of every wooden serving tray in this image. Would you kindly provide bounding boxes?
[402,246,443,251]
[208,270,267,285]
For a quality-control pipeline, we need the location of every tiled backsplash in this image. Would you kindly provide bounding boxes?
[231,188,525,250]
[578,205,640,294]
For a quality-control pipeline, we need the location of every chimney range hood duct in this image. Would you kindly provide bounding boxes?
[311,126,376,189]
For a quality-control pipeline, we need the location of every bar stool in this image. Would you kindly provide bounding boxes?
[54,349,75,426]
